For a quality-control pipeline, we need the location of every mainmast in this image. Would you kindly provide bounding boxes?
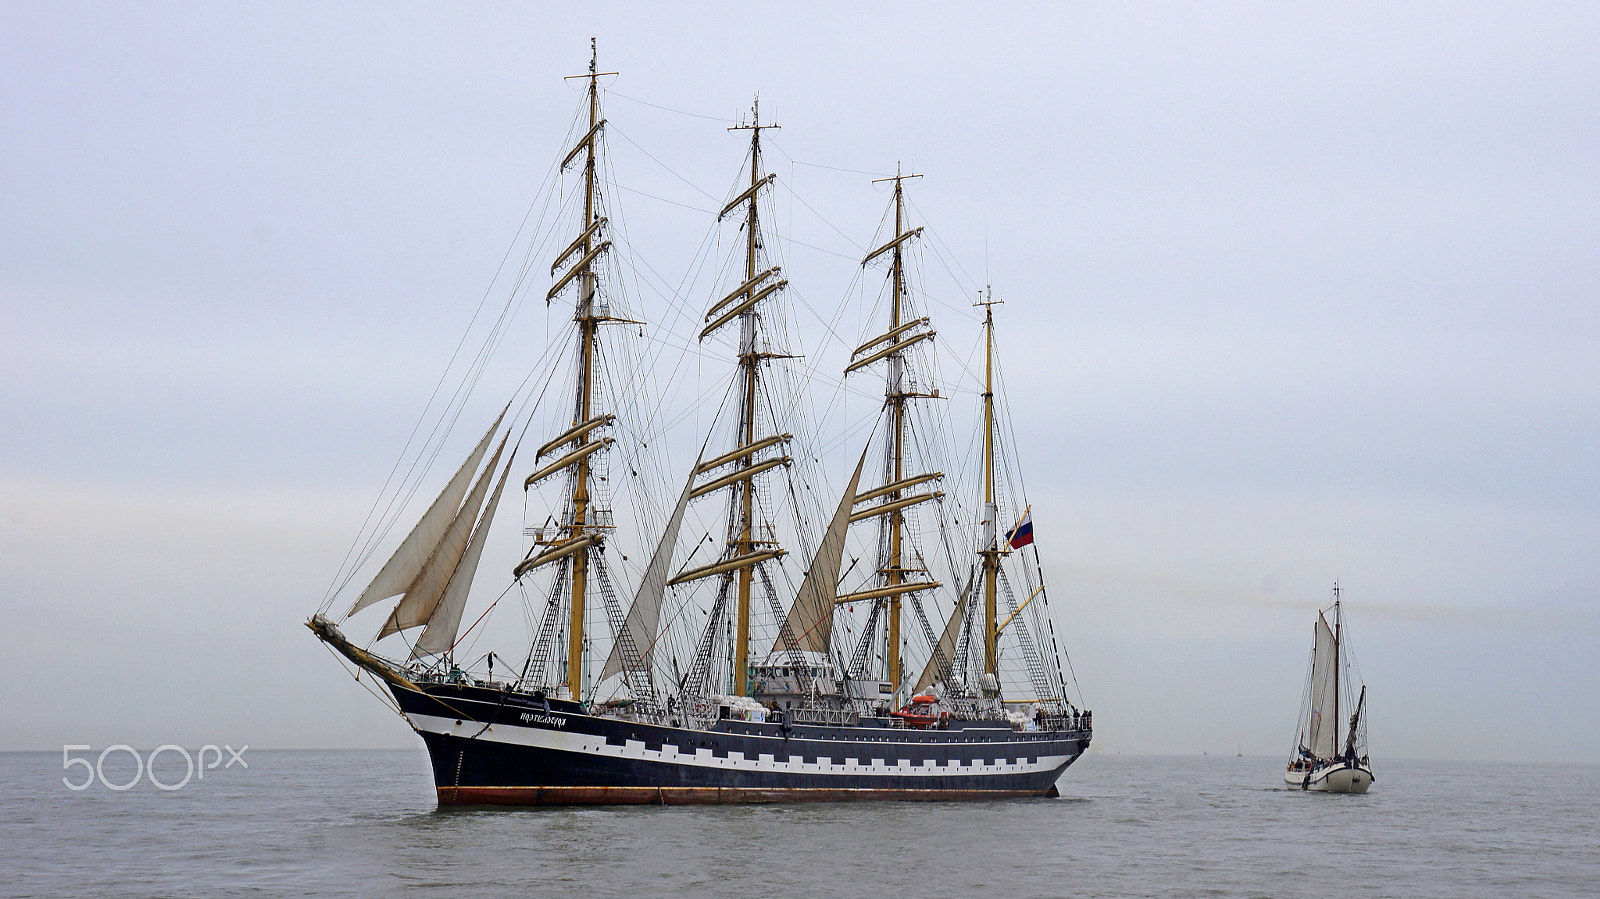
[885,174,909,696]
[565,44,604,703]
[684,97,792,698]
[977,292,1003,682]
[845,169,941,701]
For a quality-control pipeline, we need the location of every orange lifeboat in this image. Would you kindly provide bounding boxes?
[891,694,945,728]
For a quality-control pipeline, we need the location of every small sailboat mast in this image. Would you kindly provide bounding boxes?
[1331,581,1342,752]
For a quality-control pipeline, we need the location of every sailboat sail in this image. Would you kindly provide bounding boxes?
[348,409,505,616]
[411,445,516,659]
[1306,612,1339,758]
[379,434,508,639]
[599,462,697,680]
[772,448,869,656]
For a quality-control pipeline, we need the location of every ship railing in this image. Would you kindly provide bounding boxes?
[789,707,860,727]
[1036,715,1089,733]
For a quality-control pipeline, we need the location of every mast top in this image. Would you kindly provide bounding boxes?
[872,162,923,185]
[973,285,1004,310]
[564,38,618,81]
[729,94,780,133]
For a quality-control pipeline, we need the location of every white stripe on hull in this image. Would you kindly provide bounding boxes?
[405,712,1071,780]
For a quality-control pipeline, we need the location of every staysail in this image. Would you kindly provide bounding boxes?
[772,448,869,655]
[1306,612,1339,758]
[410,445,517,659]
[599,461,697,680]
[915,571,974,694]
[347,409,506,616]
[379,434,508,639]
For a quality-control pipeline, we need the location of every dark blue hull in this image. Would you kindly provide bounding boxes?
[391,682,1090,805]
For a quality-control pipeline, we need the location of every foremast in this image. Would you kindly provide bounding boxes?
[514,42,623,702]
[565,47,606,701]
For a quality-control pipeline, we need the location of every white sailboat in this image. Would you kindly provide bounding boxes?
[1284,583,1374,793]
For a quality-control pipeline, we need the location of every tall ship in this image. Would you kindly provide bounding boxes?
[309,47,1091,805]
[1284,583,1373,793]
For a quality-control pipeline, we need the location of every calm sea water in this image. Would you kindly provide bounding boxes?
[3,748,1596,897]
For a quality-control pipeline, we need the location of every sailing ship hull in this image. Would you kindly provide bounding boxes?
[393,682,1089,805]
[1284,761,1373,793]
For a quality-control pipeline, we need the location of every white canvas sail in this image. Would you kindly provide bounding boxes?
[599,461,697,680]
[1306,613,1339,758]
[379,434,507,639]
[348,409,506,616]
[915,573,973,694]
[772,448,869,656]
[411,445,516,659]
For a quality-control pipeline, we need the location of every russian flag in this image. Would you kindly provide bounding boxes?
[1006,508,1034,550]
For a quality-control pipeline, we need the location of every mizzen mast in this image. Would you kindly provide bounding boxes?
[977,290,1004,683]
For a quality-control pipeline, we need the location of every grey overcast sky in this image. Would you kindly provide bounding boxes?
[3,2,1597,762]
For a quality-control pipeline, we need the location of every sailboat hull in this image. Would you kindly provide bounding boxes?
[393,682,1089,805]
[1284,761,1374,793]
